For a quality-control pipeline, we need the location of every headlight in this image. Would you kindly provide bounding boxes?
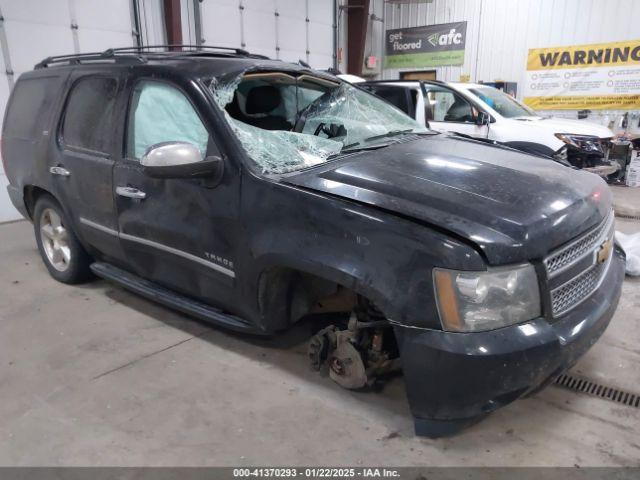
[555,133,602,153]
[433,264,541,332]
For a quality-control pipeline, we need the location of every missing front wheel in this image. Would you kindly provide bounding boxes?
[307,303,401,390]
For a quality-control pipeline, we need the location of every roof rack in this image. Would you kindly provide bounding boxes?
[35,44,268,69]
[35,50,146,69]
[104,44,254,56]
[360,79,448,85]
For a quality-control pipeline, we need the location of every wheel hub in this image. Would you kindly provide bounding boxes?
[40,208,71,272]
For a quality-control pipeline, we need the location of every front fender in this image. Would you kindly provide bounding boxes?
[240,177,486,331]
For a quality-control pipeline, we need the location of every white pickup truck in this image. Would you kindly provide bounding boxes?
[353,78,617,176]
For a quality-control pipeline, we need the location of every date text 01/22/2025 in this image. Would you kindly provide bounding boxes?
[233,468,401,478]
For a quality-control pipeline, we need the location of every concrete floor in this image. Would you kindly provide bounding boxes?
[611,185,640,218]
[1,218,639,467]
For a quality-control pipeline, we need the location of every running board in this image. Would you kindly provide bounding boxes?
[90,262,258,333]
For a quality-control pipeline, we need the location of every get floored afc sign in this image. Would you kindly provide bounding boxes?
[385,21,467,69]
[524,39,640,110]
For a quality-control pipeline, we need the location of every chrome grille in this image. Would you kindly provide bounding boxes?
[550,260,607,317]
[544,212,614,277]
[546,211,615,318]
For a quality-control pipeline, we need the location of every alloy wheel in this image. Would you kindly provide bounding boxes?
[39,208,71,272]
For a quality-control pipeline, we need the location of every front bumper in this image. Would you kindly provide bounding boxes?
[394,247,625,437]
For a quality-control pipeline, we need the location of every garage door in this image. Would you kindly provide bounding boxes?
[199,0,335,69]
[0,0,163,222]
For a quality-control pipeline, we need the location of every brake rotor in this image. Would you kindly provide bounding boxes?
[308,332,329,371]
[328,341,367,390]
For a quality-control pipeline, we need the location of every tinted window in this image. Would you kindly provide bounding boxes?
[370,86,411,115]
[127,81,209,159]
[424,85,474,123]
[62,77,118,153]
[4,76,60,139]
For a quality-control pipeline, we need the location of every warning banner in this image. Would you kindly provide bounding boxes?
[523,40,640,110]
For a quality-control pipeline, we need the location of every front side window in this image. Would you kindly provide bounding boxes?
[127,81,209,159]
[210,72,428,174]
[424,85,475,123]
[468,87,535,118]
[62,77,118,153]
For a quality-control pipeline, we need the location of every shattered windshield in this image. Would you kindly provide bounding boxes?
[209,71,428,174]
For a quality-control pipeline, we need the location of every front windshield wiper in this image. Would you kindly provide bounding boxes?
[328,143,391,159]
[362,129,415,143]
[331,129,425,158]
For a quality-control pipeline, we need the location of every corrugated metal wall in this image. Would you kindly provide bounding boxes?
[378,0,640,98]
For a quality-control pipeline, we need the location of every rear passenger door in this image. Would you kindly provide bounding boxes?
[51,72,125,262]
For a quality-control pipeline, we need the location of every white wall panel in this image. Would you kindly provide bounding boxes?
[200,0,242,48]
[181,0,197,44]
[3,21,74,75]
[0,0,162,222]
[243,7,277,57]
[241,0,277,58]
[75,0,134,51]
[0,0,70,25]
[76,29,133,53]
[277,0,307,64]
[307,0,334,69]
[138,0,166,45]
[198,0,334,68]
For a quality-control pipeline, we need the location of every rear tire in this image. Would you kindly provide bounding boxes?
[33,194,93,284]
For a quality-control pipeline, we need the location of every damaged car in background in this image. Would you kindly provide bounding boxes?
[358,79,619,177]
[3,48,625,437]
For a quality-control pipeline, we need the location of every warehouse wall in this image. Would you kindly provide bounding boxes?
[0,0,164,222]
[374,0,640,121]
[197,0,336,69]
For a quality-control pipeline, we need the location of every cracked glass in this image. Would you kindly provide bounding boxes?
[209,71,427,174]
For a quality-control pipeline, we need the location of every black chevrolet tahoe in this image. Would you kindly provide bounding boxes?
[2,46,625,437]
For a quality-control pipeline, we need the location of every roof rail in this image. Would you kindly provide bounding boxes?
[35,44,268,69]
[104,44,254,56]
[35,50,146,69]
[361,79,447,84]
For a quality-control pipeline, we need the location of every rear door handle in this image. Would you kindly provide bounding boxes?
[49,166,70,177]
[116,186,147,199]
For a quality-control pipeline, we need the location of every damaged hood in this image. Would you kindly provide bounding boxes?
[284,134,612,264]
[511,116,614,139]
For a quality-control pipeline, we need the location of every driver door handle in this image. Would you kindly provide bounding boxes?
[49,166,71,177]
[116,186,146,199]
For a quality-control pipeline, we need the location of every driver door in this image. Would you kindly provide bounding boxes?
[423,84,488,138]
[113,77,240,309]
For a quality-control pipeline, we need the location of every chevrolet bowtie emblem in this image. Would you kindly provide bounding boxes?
[597,239,613,264]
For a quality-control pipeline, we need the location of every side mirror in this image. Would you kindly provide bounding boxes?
[476,111,491,126]
[141,141,224,182]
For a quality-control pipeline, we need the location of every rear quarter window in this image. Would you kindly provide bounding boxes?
[3,76,61,140]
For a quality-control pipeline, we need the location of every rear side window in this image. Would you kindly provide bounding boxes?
[3,76,59,140]
[61,77,118,154]
[369,86,411,115]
